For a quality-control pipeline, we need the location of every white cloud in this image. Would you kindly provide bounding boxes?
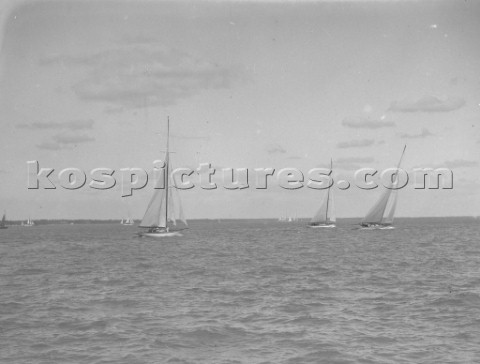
[400,128,434,139]
[444,159,478,168]
[41,45,237,108]
[17,119,94,130]
[337,139,375,148]
[37,132,95,150]
[389,96,465,112]
[342,117,395,129]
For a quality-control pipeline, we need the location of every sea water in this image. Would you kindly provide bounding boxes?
[1,218,479,363]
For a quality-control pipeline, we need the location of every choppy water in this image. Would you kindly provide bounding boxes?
[1,218,479,363]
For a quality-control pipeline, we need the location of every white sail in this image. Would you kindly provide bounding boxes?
[170,183,188,227]
[310,159,335,225]
[23,217,35,226]
[383,190,398,224]
[139,181,168,228]
[328,189,336,223]
[167,187,177,225]
[165,173,188,228]
[311,194,329,224]
[361,146,406,226]
[361,188,393,224]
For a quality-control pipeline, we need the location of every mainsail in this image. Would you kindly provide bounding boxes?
[167,184,188,227]
[139,185,168,228]
[310,159,336,225]
[361,145,406,226]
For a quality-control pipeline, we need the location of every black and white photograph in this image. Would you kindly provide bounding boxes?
[1,0,479,362]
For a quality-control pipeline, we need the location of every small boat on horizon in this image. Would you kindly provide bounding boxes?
[0,212,7,229]
[138,117,188,238]
[21,218,35,227]
[121,217,135,225]
[279,209,298,222]
[308,159,335,228]
[359,145,406,230]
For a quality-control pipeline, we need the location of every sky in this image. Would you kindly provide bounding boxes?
[0,0,479,220]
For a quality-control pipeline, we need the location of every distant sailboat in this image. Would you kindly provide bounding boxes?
[360,145,406,230]
[308,159,335,228]
[121,213,134,225]
[138,117,188,238]
[122,217,134,225]
[280,208,297,222]
[121,202,135,225]
[21,217,35,227]
[0,212,7,229]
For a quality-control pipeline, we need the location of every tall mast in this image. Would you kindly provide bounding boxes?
[325,158,332,222]
[397,145,407,171]
[392,145,407,183]
[164,117,170,227]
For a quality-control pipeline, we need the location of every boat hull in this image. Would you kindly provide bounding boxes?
[308,224,336,228]
[139,231,183,238]
[359,225,395,230]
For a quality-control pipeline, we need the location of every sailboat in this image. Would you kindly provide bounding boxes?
[359,145,406,230]
[120,202,135,225]
[121,217,134,225]
[21,217,35,227]
[138,117,188,238]
[120,217,135,225]
[0,212,7,229]
[308,159,335,228]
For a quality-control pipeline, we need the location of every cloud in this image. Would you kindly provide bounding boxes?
[389,96,465,112]
[342,117,395,129]
[37,142,67,151]
[400,128,434,139]
[17,119,94,130]
[337,139,375,149]
[416,159,479,170]
[287,155,302,160]
[37,132,95,150]
[444,159,478,168]
[52,133,95,144]
[41,45,236,108]
[267,144,287,154]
